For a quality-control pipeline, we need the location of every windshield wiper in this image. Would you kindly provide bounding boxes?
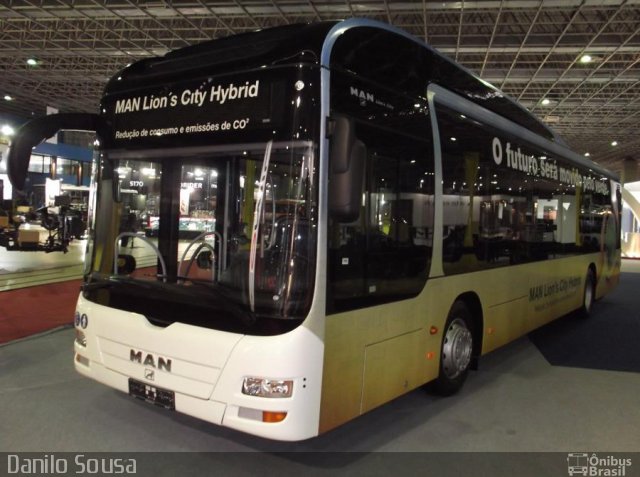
[249,140,273,313]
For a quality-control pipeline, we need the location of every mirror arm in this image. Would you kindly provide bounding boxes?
[7,113,106,191]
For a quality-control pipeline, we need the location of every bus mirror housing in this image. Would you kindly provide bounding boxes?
[7,113,105,191]
[328,116,366,223]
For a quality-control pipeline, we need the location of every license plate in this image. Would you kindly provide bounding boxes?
[128,378,175,410]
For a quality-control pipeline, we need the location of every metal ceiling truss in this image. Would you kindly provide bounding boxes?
[1,0,639,173]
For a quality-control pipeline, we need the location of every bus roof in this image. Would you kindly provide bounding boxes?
[103,22,334,96]
[105,20,556,141]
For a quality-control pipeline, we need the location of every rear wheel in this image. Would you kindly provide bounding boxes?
[580,268,596,318]
[433,301,475,396]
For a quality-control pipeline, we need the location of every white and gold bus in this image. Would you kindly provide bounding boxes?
[7,18,621,441]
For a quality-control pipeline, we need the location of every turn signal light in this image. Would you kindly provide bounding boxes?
[262,411,287,423]
[75,353,89,367]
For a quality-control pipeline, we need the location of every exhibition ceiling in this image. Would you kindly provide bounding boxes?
[1,0,639,173]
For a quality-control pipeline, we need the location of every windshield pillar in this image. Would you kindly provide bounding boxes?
[158,161,181,282]
[217,162,231,272]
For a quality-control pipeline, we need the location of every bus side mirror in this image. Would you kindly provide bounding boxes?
[328,116,366,223]
[7,113,105,191]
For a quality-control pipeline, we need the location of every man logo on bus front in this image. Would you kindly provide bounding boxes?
[144,369,155,381]
[129,349,172,372]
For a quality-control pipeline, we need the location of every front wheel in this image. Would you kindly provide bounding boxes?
[432,301,475,396]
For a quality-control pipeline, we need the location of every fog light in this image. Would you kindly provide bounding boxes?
[75,329,87,347]
[242,377,293,398]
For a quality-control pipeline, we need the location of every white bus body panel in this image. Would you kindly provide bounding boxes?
[73,294,324,441]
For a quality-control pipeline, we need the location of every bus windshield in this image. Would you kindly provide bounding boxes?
[84,141,317,335]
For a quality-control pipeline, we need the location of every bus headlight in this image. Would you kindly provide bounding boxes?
[242,377,293,398]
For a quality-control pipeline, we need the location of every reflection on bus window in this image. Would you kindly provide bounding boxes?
[437,105,613,275]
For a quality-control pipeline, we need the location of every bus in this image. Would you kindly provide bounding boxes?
[6,18,621,441]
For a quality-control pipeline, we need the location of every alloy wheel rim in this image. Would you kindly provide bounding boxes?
[442,317,473,379]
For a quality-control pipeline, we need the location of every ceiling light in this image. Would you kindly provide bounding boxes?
[3,95,12,101]
[584,152,590,157]
[611,141,618,147]
[541,98,551,106]
[580,55,592,64]
[1,125,15,136]
[26,58,38,66]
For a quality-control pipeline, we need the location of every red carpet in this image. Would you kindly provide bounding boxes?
[0,279,82,344]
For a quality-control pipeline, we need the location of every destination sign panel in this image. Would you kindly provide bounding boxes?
[103,71,285,148]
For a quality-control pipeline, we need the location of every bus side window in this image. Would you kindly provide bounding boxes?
[436,104,604,274]
[327,121,434,313]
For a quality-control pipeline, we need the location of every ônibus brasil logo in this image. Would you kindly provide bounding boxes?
[567,453,632,476]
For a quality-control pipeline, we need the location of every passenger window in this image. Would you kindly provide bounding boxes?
[436,104,613,275]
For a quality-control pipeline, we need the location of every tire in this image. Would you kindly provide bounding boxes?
[432,301,475,396]
[579,268,596,318]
